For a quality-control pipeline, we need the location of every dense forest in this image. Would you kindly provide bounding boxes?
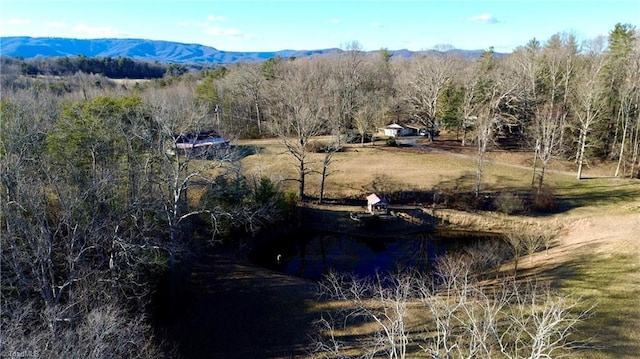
[1,23,638,357]
[1,55,186,79]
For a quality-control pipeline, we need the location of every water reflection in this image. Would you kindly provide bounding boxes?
[250,230,493,281]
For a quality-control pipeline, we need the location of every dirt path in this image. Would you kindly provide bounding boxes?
[516,209,640,272]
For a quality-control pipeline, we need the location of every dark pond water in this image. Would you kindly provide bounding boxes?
[249,230,498,281]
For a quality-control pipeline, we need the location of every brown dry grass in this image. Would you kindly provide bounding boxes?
[237,136,542,199]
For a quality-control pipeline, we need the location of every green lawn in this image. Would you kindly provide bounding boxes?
[552,254,640,358]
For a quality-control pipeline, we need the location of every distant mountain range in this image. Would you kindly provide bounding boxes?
[0,37,499,64]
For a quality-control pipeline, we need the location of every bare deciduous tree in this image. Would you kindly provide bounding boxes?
[266,58,330,200]
[316,270,417,359]
[143,83,268,319]
[457,50,519,197]
[313,253,591,359]
[572,37,608,180]
[531,33,577,190]
[399,53,455,140]
[352,106,374,147]
[459,61,484,147]
[329,41,368,146]
[502,281,592,359]
[504,221,559,272]
[219,63,266,135]
[532,103,565,190]
[504,226,526,275]
[610,33,640,177]
[2,300,166,359]
[474,106,495,198]
[317,141,340,205]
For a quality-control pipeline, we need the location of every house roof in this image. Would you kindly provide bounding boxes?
[385,123,404,129]
[173,130,229,149]
[174,130,221,143]
[367,193,387,205]
[175,136,229,149]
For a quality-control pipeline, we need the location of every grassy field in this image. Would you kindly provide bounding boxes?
[177,135,640,358]
[235,136,631,201]
[237,136,536,198]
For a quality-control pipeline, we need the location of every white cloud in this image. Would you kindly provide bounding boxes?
[73,24,125,37]
[203,25,252,39]
[205,26,239,36]
[7,18,30,25]
[328,18,341,25]
[47,22,67,29]
[207,14,226,22]
[161,14,254,44]
[471,13,500,24]
[179,14,225,29]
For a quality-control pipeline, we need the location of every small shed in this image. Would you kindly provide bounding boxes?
[367,193,388,215]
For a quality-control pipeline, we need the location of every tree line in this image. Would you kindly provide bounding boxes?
[1,22,637,357]
[2,55,187,79]
[190,23,639,200]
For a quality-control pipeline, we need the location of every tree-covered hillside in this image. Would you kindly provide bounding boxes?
[0,36,498,65]
[0,36,345,64]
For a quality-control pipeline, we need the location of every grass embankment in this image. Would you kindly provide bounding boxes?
[565,254,640,359]
[225,136,640,358]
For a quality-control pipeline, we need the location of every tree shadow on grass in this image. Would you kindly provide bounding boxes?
[154,250,318,359]
[518,251,640,358]
[427,173,640,216]
[555,179,640,212]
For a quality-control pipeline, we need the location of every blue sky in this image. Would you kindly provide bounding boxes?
[1,0,638,52]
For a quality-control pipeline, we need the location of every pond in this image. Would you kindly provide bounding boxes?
[249,230,499,281]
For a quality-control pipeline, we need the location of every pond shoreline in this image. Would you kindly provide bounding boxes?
[296,204,438,237]
[244,203,508,282]
[290,202,513,237]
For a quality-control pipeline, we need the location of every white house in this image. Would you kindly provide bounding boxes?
[383,123,405,137]
[383,123,421,137]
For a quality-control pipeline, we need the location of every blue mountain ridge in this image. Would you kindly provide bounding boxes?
[0,36,495,64]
